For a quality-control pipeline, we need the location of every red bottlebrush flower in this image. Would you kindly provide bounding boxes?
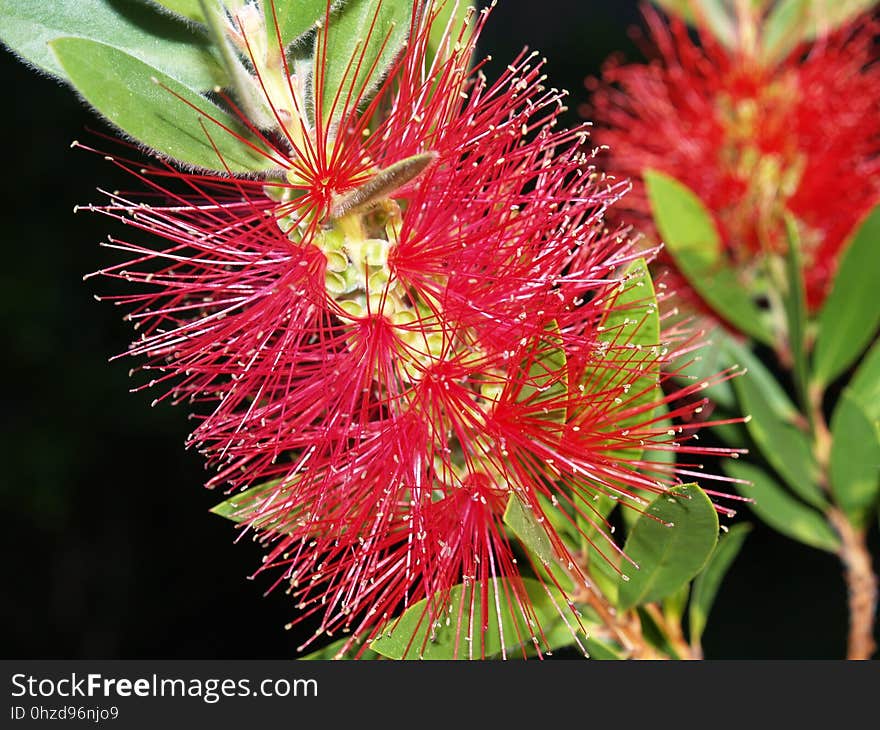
[80,1,736,658]
[588,8,880,312]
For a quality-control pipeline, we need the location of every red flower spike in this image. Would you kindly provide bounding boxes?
[82,1,740,658]
[588,8,880,312]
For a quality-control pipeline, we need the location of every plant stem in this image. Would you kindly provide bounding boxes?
[827,508,878,660]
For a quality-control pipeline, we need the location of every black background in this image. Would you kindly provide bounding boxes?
[0,0,874,660]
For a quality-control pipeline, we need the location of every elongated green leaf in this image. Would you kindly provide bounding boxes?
[298,635,381,660]
[671,325,737,412]
[210,478,302,532]
[617,484,719,611]
[722,334,797,420]
[150,0,206,23]
[580,258,661,458]
[830,391,880,528]
[518,321,567,423]
[652,0,736,47]
[644,170,773,344]
[503,496,558,568]
[0,0,225,91]
[314,0,410,125]
[264,0,327,48]
[849,338,880,423]
[51,38,276,173]
[584,636,625,660]
[725,461,841,552]
[761,0,877,64]
[733,356,825,509]
[369,578,571,660]
[689,522,751,644]
[428,0,474,60]
[783,214,809,411]
[813,205,880,387]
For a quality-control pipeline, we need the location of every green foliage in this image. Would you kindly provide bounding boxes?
[725,461,841,552]
[689,523,751,645]
[150,0,207,23]
[298,635,381,660]
[264,0,328,49]
[651,0,736,47]
[428,0,475,62]
[812,205,880,388]
[51,38,276,173]
[581,257,660,457]
[644,170,773,344]
[733,360,825,509]
[850,339,880,424]
[617,484,719,611]
[761,0,877,64]
[369,577,575,659]
[0,0,225,90]
[782,215,809,410]
[830,392,880,528]
[503,495,560,569]
[314,0,411,126]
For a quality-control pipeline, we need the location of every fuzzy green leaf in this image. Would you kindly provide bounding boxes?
[369,578,573,660]
[689,522,751,644]
[732,348,826,509]
[725,461,841,552]
[644,170,773,345]
[51,38,276,173]
[830,391,880,528]
[314,0,411,126]
[0,0,225,91]
[813,205,880,387]
[617,484,719,611]
[264,0,327,48]
[150,0,206,23]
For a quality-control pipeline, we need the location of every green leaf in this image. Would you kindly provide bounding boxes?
[0,0,225,91]
[150,0,206,23]
[264,0,327,48]
[830,391,880,528]
[617,484,719,611]
[671,326,737,412]
[584,637,625,660]
[503,495,559,569]
[761,0,877,64]
[210,478,301,532]
[813,205,880,387]
[689,522,751,645]
[581,257,661,459]
[644,170,773,345]
[314,0,410,126]
[782,214,809,411]
[518,321,568,424]
[369,578,573,660]
[725,461,841,552]
[298,635,381,660]
[428,0,474,61]
[651,0,736,47]
[732,348,825,509]
[51,38,276,173]
[849,338,880,423]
